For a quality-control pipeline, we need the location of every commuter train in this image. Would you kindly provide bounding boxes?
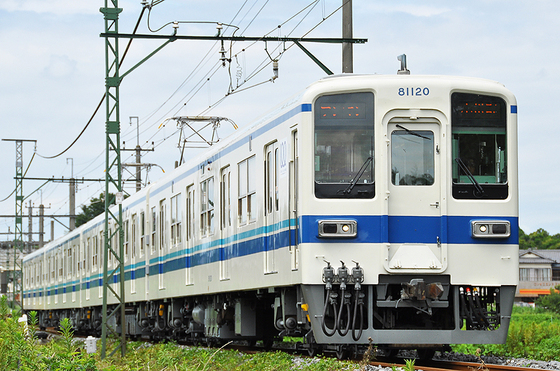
[23,72,518,357]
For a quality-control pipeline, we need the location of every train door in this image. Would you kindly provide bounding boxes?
[220,166,232,280]
[289,130,299,271]
[386,120,446,271]
[158,199,166,290]
[131,214,137,294]
[186,185,195,285]
[265,142,279,274]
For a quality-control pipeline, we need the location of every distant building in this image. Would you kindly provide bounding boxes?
[517,249,560,302]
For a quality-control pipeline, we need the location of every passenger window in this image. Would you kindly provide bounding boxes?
[452,93,507,199]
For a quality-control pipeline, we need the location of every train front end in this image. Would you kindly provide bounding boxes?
[297,74,518,352]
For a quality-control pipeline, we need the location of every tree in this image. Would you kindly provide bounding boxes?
[75,192,118,227]
[519,228,560,250]
[536,284,560,314]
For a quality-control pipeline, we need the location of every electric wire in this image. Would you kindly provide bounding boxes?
[143,0,343,150]
[0,152,36,203]
[35,7,147,160]
[113,0,343,177]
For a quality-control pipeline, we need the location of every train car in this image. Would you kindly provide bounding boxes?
[23,71,518,357]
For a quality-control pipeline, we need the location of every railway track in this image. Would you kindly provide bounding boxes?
[370,359,557,371]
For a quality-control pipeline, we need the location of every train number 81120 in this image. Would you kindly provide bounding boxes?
[398,87,430,96]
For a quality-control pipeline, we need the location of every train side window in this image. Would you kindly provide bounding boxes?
[151,207,156,255]
[238,156,256,225]
[451,93,508,199]
[201,178,215,236]
[124,220,129,261]
[314,92,375,198]
[59,251,63,280]
[92,236,98,270]
[171,194,182,246]
[67,247,72,278]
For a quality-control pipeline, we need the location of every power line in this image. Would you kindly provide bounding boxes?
[35,8,147,160]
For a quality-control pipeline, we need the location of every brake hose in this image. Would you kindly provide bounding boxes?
[321,288,338,336]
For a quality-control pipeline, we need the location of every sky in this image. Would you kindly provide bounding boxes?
[0,0,559,243]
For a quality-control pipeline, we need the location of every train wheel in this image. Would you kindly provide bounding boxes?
[417,349,435,360]
[307,344,321,357]
[335,345,349,360]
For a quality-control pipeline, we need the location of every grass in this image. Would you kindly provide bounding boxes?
[451,305,560,361]
[4,299,560,370]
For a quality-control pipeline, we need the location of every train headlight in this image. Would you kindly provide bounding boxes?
[471,220,511,238]
[318,220,357,238]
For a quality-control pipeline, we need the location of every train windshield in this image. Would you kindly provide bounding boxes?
[314,92,374,198]
[451,93,508,199]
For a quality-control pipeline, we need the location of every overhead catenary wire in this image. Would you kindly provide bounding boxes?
[131,0,344,159]
[79,0,346,184]
[35,7,147,160]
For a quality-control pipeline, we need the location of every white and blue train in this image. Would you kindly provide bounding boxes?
[23,72,518,357]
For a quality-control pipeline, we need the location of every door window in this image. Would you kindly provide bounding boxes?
[391,128,434,186]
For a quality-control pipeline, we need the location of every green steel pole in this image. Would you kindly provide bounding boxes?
[100,0,126,358]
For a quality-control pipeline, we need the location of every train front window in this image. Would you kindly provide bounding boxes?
[314,92,374,198]
[452,93,507,199]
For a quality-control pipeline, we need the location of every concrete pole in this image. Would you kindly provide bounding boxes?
[39,204,44,248]
[69,179,76,231]
[28,201,33,248]
[68,158,76,231]
[342,0,353,73]
[136,145,142,192]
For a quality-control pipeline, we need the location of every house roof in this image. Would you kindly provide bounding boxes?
[519,249,559,264]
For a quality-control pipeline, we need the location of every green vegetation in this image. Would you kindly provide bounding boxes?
[452,305,560,361]
[535,284,560,314]
[76,192,127,227]
[0,296,96,370]
[5,295,560,369]
[0,296,356,370]
[519,228,560,250]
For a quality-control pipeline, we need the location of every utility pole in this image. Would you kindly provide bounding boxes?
[28,201,33,247]
[122,116,154,192]
[39,204,44,248]
[342,0,353,73]
[67,158,76,231]
[1,138,36,310]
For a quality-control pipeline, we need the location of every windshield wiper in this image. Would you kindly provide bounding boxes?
[455,158,485,197]
[341,156,373,195]
[396,124,431,140]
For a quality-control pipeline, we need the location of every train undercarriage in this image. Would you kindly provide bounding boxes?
[33,270,515,359]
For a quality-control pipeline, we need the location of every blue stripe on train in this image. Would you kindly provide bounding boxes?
[30,214,517,297]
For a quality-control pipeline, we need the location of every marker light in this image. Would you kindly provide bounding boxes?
[318,220,357,238]
[471,220,511,238]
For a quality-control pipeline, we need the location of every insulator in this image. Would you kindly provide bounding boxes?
[272,60,279,80]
